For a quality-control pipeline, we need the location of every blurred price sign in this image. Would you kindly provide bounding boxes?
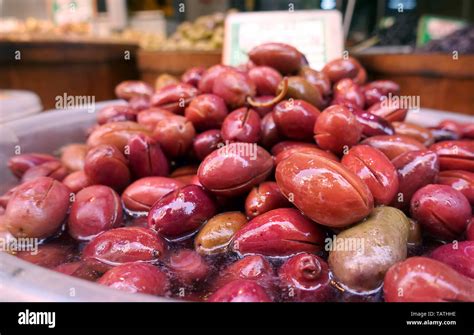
[51,0,95,25]
[223,10,343,70]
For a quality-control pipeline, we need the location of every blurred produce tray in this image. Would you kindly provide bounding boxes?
[355,53,474,116]
[137,49,222,83]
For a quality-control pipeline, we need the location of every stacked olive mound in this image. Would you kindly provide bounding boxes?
[159,12,226,51]
[1,43,474,302]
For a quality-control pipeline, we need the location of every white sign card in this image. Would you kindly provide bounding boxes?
[223,10,344,70]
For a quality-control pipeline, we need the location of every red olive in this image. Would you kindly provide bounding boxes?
[341,145,399,205]
[152,115,196,158]
[68,185,123,241]
[332,78,365,109]
[245,181,291,219]
[314,104,362,155]
[168,249,210,285]
[16,243,75,269]
[127,133,169,178]
[185,94,228,131]
[5,177,70,238]
[136,108,174,131]
[411,184,471,241]
[21,160,68,183]
[83,226,166,265]
[84,144,130,191]
[221,107,261,143]
[62,170,91,194]
[122,177,184,213]
[212,69,256,109]
[231,208,325,257]
[248,66,282,96]
[208,279,271,302]
[148,185,216,239]
[276,153,374,228]
[8,153,58,179]
[299,66,331,97]
[97,105,136,125]
[429,140,474,172]
[197,142,273,197]
[259,112,282,149]
[273,99,320,141]
[198,65,233,93]
[367,97,408,122]
[115,80,153,101]
[391,150,440,210]
[322,57,364,84]
[181,66,205,87]
[383,257,474,302]
[279,253,333,302]
[430,241,474,279]
[150,83,199,114]
[98,263,169,296]
[193,129,223,161]
[362,135,426,160]
[437,170,474,205]
[248,42,304,75]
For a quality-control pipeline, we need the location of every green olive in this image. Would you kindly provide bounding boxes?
[328,206,410,293]
[195,212,247,255]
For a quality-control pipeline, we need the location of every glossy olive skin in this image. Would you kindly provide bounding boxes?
[148,185,217,239]
[245,182,291,219]
[60,143,87,172]
[383,257,474,302]
[96,105,136,125]
[248,66,282,96]
[248,42,304,75]
[16,243,74,269]
[349,108,395,138]
[98,263,169,296]
[332,79,365,109]
[152,115,196,158]
[122,177,184,213]
[212,70,256,109]
[279,253,333,302]
[68,185,123,241]
[411,184,471,240]
[8,153,58,178]
[429,140,474,172]
[136,108,174,131]
[62,170,91,194]
[83,227,166,264]
[129,95,151,112]
[168,249,210,285]
[21,160,69,183]
[195,211,247,255]
[367,97,408,122]
[185,94,228,131]
[322,57,364,84]
[277,77,324,110]
[127,134,169,178]
[341,145,399,205]
[84,144,130,191]
[87,121,150,152]
[214,255,274,289]
[259,112,282,149]
[391,150,440,210]
[276,153,374,228]
[198,65,232,93]
[299,66,331,97]
[271,140,318,156]
[5,177,70,239]
[437,170,474,205]
[181,66,205,87]
[362,135,426,160]
[329,206,410,292]
[430,241,474,279]
[273,99,320,141]
[221,107,261,143]
[150,83,199,114]
[362,80,400,107]
[274,145,338,165]
[193,130,223,161]
[208,279,271,302]
[392,122,435,147]
[231,208,325,257]
[115,80,153,100]
[314,105,362,155]
[466,218,474,241]
[198,142,274,197]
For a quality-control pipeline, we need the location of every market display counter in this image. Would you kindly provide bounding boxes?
[356,53,474,116]
[0,40,139,110]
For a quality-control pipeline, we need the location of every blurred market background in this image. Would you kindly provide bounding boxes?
[0,0,473,117]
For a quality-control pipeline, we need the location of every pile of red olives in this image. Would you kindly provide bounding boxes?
[1,42,473,302]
